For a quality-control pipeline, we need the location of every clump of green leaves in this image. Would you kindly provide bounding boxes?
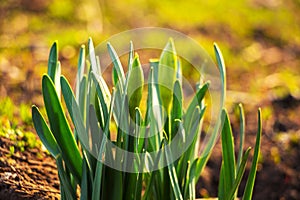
[32,38,261,199]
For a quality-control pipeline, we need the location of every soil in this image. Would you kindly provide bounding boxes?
[0,137,59,200]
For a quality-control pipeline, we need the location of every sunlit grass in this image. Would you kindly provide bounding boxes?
[0,98,41,152]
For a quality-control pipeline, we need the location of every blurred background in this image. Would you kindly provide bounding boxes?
[0,0,300,199]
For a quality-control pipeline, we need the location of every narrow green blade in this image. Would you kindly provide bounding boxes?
[191,44,227,182]
[184,160,198,199]
[32,105,60,158]
[128,41,134,72]
[92,154,104,200]
[221,109,236,192]
[158,38,178,113]
[107,42,125,88]
[80,156,91,200]
[47,42,61,97]
[226,147,251,200]
[57,157,77,199]
[123,108,144,200]
[91,72,110,125]
[145,67,154,125]
[60,76,89,145]
[142,145,161,200]
[47,41,58,81]
[89,105,102,156]
[243,108,262,200]
[96,55,102,74]
[218,162,225,200]
[98,89,123,200]
[124,171,139,199]
[164,140,183,200]
[42,74,82,182]
[149,59,159,83]
[91,90,117,200]
[213,43,226,103]
[76,45,86,103]
[135,108,145,153]
[171,80,183,140]
[171,80,183,120]
[237,103,245,171]
[184,82,209,132]
[146,66,164,151]
[176,59,182,84]
[134,172,143,200]
[78,76,87,122]
[54,61,61,97]
[88,38,100,74]
[178,106,204,188]
[127,53,144,120]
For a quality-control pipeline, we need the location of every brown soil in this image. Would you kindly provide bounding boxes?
[0,137,59,200]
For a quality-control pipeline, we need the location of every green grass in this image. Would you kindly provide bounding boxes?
[0,98,41,152]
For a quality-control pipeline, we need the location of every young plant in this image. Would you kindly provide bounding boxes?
[32,38,261,199]
[218,104,262,200]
